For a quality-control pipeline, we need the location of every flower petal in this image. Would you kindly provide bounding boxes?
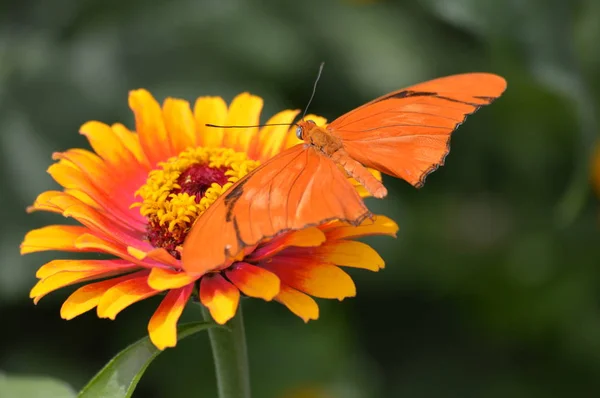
[147,267,198,290]
[194,96,228,148]
[129,89,172,165]
[31,267,135,304]
[323,215,399,240]
[148,284,194,350]
[79,121,140,171]
[127,247,179,268]
[223,93,263,152]
[21,225,89,254]
[225,262,280,301]
[255,109,300,161]
[199,274,240,325]
[163,97,197,154]
[60,271,146,320]
[97,274,158,320]
[36,259,137,279]
[111,123,150,168]
[264,257,355,300]
[249,227,326,261]
[313,240,385,271]
[275,284,319,322]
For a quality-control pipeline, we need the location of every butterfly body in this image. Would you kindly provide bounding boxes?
[182,72,507,274]
[297,119,388,198]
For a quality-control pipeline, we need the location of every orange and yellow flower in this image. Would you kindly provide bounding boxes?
[21,90,398,350]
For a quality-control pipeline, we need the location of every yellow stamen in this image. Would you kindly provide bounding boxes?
[133,147,259,250]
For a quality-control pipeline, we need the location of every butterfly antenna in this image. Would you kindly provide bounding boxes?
[205,123,293,128]
[300,62,325,121]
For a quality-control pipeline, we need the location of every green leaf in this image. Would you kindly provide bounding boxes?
[0,372,77,398]
[78,321,216,398]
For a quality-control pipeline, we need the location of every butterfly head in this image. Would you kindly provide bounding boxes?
[295,120,317,140]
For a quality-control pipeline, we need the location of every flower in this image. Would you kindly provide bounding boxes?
[21,89,398,350]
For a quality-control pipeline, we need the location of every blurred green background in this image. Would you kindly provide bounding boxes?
[2,0,600,397]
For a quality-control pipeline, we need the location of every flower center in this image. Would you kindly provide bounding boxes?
[132,147,260,259]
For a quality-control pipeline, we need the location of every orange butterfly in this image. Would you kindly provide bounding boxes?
[182,72,507,274]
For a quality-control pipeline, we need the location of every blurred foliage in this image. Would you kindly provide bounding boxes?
[2,0,600,397]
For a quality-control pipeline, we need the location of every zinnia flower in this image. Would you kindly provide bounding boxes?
[21,89,398,350]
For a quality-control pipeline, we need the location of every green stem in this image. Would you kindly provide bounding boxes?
[201,304,251,398]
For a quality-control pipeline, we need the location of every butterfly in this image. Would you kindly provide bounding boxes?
[181,72,507,274]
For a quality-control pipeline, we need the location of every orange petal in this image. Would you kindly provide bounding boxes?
[194,96,228,148]
[97,275,159,320]
[255,109,300,161]
[163,97,197,154]
[324,215,399,240]
[199,274,240,325]
[74,234,152,266]
[129,89,172,165]
[80,121,139,170]
[265,258,355,300]
[21,225,89,254]
[223,93,263,152]
[127,247,179,267]
[282,114,327,149]
[45,165,143,230]
[148,284,194,350]
[36,259,137,279]
[275,284,319,322]
[60,203,142,247]
[30,268,133,304]
[225,262,280,301]
[147,267,198,290]
[314,240,385,271]
[60,271,146,320]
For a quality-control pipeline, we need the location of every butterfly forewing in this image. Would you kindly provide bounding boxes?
[181,144,370,274]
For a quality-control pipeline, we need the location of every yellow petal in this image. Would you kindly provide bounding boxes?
[96,275,158,320]
[111,123,149,167]
[265,258,356,300]
[163,97,197,154]
[148,285,193,350]
[324,215,399,240]
[275,284,319,322]
[199,274,240,325]
[36,259,136,279]
[255,109,300,161]
[60,272,145,320]
[315,240,385,271]
[80,121,139,168]
[21,225,88,254]
[129,89,171,165]
[194,96,228,148]
[225,262,280,301]
[223,92,263,152]
[30,268,126,304]
[147,267,198,290]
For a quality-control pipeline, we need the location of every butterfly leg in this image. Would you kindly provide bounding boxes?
[330,149,388,198]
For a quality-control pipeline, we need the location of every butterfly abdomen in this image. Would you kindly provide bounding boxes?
[330,149,387,199]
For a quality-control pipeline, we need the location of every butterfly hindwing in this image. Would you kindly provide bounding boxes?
[329,73,507,187]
